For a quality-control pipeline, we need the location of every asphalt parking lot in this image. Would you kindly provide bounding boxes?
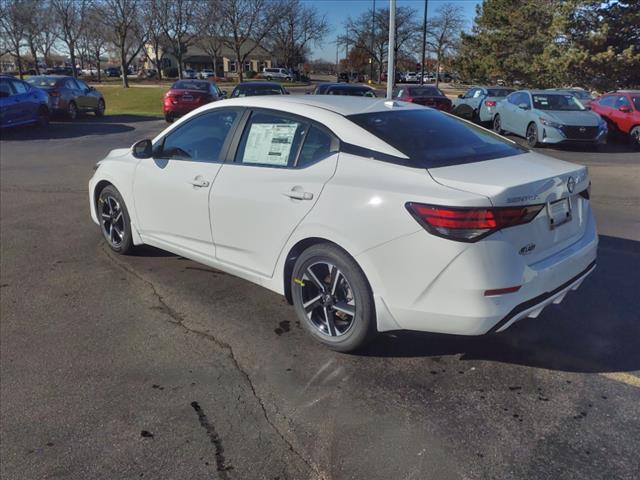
[1,113,639,480]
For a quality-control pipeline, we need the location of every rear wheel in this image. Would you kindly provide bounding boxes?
[493,114,503,134]
[526,122,539,147]
[164,112,174,123]
[95,99,105,117]
[98,185,134,254]
[291,244,376,352]
[630,126,640,150]
[67,101,78,120]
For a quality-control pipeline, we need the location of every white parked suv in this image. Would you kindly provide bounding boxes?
[89,96,597,351]
[263,67,292,81]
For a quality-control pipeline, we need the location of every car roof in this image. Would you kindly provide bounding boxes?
[606,90,640,94]
[327,84,372,90]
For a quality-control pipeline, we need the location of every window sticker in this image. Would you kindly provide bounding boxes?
[242,123,298,166]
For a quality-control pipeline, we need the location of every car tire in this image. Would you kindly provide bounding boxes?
[526,122,539,147]
[630,126,640,150]
[95,99,105,117]
[67,101,78,121]
[165,113,174,123]
[291,243,376,352]
[35,106,49,127]
[266,76,272,80]
[98,185,134,255]
[493,114,503,134]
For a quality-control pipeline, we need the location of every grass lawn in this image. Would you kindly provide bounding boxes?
[97,85,165,118]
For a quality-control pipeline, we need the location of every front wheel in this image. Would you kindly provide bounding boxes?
[98,185,134,254]
[95,99,105,117]
[493,114,503,134]
[630,126,640,150]
[291,244,376,352]
[526,122,539,148]
[67,101,78,120]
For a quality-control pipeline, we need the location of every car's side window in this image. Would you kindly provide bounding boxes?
[76,79,89,91]
[598,96,615,107]
[11,80,27,94]
[0,78,15,97]
[615,96,631,108]
[464,88,475,99]
[522,93,532,108]
[158,109,238,162]
[507,92,518,105]
[65,79,78,89]
[235,112,306,168]
[472,89,483,98]
[296,126,337,168]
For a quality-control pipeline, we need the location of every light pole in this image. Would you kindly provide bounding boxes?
[386,0,396,99]
[420,0,428,85]
[370,0,376,83]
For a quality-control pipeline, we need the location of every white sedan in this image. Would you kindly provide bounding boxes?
[89,96,598,351]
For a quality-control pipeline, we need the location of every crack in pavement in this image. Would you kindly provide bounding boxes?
[100,243,322,479]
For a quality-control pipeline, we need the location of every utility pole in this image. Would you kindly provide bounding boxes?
[370,0,376,83]
[420,0,428,85]
[386,0,396,99]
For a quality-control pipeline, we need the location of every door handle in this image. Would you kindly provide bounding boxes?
[283,188,313,200]
[189,177,210,188]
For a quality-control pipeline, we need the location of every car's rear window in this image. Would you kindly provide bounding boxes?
[408,87,443,96]
[172,81,208,91]
[328,86,375,97]
[26,76,58,87]
[487,88,514,97]
[347,109,526,168]
[232,85,283,97]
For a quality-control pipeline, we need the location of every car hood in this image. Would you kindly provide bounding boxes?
[537,110,600,126]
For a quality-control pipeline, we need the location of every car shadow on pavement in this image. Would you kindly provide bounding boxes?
[359,235,640,374]
[0,115,160,141]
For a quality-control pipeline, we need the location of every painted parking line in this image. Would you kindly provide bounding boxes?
[600,372,640,388]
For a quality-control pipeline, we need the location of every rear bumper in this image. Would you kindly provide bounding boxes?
[358,208,598,335]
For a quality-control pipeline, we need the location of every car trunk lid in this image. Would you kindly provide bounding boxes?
[427,151,590,264]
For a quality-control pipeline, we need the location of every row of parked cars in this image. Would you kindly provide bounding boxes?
[0,74,106,128]
[451,86,640,149]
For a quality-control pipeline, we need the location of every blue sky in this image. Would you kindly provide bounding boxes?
[306,0,482,61]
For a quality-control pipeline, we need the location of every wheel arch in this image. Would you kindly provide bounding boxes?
[282,237,370,305]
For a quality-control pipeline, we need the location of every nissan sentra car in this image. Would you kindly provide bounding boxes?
[89,96,597,351]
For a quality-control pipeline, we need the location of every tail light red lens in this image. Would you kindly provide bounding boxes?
[403,96,414,102]
[405,203,545,242]
[484,100,497,107]
[48,91,60,97]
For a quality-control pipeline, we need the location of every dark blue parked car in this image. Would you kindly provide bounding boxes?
[0,75,50,128]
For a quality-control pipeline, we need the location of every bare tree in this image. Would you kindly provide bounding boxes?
[157,0,206,79]
[97,0,148,87]
[51,0,89,78]
[219,0,279,82]
[268,0,329,70]
[80,3,108,81]
[196,4,225,77]
[145,0,164,80]
[22,0,47,74]
[342,6,418,83]
[38,15,60,68]
[0,0,28,77]
[428,3,465,87]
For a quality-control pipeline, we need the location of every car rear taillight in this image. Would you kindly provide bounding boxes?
[403,96,414,103]
[484,100,497,107]
[48,91,60,97]
[405,203,545,242]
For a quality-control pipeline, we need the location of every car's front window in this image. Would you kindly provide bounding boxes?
[347,109,526,168]
[532,94,585,111]
[158,110,238,162]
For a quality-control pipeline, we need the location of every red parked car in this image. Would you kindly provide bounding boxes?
[163,80,225,123]
[394,85,452,112]
[590,90,640,149]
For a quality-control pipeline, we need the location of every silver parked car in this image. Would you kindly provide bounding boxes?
[492,90,607,148]
[452,86,514,124]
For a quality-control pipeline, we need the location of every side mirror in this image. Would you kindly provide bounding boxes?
[518,103,530,110]
[285,90,290,95]
[458,94,463,98]
[619,105,631,113]
[222,90,228,98]
[132,139,153,159]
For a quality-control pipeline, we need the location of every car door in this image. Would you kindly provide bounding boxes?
[210,110,339,277]
[467,87,485,115]
[0,78,19,126]
[500,92,518,132]
[75,79,98,109]
[611,95,633,133]
[512,92,532,136]
[63,78,84,109]
[453,88,475,117]
[133,108,242,258]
